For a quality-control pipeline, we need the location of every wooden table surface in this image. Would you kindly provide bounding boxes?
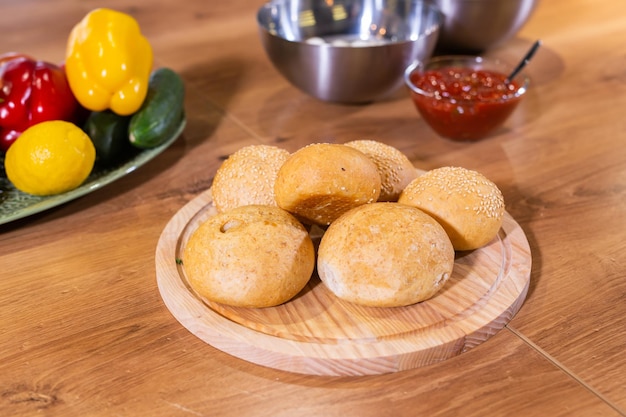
[1,0,625,416]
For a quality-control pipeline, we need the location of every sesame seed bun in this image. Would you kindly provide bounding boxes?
[183,205,315,308]
[317,202,455,307]
[398,166,505,251]
[211,145,290,213]
[344,139,417,202]
[274,143,382,226]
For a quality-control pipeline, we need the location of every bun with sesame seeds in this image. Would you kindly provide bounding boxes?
[317,202,455,307]
[211,145,290,213]
[344,140,418,202]
[183,205,315,308]
[274,143,382,226]
[398,166,505,251]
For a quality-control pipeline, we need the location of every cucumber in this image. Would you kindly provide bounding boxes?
[129,67,185,149]
[84,110,136,167]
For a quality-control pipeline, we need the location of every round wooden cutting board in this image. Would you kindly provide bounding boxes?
[156,187,532,376]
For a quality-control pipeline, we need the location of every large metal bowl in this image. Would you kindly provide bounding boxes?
[432,0,539,52]
[257,0,443,103]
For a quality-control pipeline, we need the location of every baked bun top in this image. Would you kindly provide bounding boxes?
[398,166,505,251]
[274,143,382,226]
[345,139,417,202]
[211,145,290,213]
[317,202,455,307]
[183,205,315,308]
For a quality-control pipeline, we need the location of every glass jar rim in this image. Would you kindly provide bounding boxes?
[404,56,530,102]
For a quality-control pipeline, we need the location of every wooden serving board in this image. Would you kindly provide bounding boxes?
[156,187,532,376]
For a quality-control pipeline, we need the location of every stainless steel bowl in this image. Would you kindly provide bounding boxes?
[432,0,539,52]
[257,0,443,103]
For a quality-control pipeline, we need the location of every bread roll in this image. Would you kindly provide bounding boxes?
[398,166,505,251]
[317,202,455,307]
[183,205,315,308]
[211,145,290,213]
[345,139,417,202]
[274,143,381,226]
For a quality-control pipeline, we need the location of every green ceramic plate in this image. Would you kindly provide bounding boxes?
[0,118,186,226]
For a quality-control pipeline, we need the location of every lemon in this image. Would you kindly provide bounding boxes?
[5,121,96,196]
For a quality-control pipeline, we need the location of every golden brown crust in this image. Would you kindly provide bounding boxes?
[212,145,290,213]
[398,166,505,251]
[274,143,382,226]
[183,205,315,308]
[344,139,417,202]
[317,202,455,307]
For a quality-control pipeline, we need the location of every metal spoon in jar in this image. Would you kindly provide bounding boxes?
[506,40,542,84]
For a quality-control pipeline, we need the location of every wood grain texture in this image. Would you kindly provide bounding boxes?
[1,0,626,415]
[156,183,531,376]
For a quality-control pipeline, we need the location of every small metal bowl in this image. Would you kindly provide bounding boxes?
[432,0,539,53]
[257,0,443,104]
[404,55,530,141]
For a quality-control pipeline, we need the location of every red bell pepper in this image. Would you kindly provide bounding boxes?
[0,55,82,153]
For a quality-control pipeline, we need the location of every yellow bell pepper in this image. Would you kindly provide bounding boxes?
[65,8,153,116]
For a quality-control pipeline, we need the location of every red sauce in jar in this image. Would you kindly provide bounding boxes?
[408,67,523,140]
